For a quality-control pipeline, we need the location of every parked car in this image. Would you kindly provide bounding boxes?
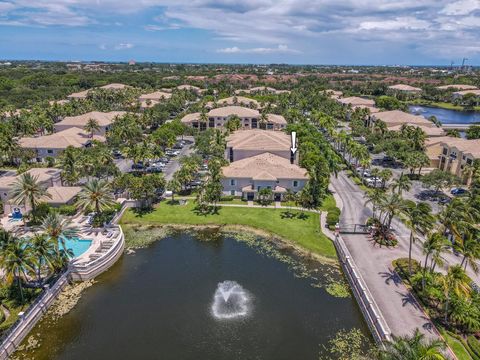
[365,177,381,187]
[112,150,122,159]
[131,162,145,170]
[450,188,468,196]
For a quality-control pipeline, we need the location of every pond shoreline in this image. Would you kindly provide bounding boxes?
[124,223,339,266]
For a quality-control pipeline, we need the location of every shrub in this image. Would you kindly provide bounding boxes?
[56,205,77,216]
[220,195,235,202]
[392,258,421,280]
[326,207,341,230]
[468,336,480,358]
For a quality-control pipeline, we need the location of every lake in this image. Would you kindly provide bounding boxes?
[15,230,369,360]
[409,105,480,125]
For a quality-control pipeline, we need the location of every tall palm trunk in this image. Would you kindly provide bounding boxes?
[408,231,414,275]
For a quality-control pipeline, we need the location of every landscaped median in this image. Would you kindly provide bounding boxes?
[119,198,338,261]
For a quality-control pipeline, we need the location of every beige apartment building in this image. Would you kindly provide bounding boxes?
[54,111,125,135]
[19,127,106,162]
[225,129,296,163]
[181,106,287,131]
[438,138,480,184]
[221,153,308,201]
[370,110,445,137]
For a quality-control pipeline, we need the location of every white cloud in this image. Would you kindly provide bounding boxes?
[217,44,300,54]
[144,24,181,31]
[440,0,480,15]
[114,43,134,50]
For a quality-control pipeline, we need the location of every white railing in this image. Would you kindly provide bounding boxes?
[0,271,70,360]
[334,233,392,344]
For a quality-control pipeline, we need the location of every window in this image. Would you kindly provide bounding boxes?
[442,148,448,155]
[293,180,299,187]
[230,190,235,196]
[230,179,236,186]
[47,149,53,154]
[251,119,258,128]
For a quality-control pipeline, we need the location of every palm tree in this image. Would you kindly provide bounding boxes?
[30,233,56,283]
[76,178,115,214]
[259,111,268,130]
[10,172,52,218]
[421,232,449,290]
[364,188,386,220]
[441,265,471,324]
[379,169,393,188]
[40,213,79,256]
[392,172,411,195]
[456,232,480,273]
[403,200,435,275]
[0,237,34,302]
[379,193,407,230]
[84,118,100,138]
[57,146,81,185]
[379,329,446,360]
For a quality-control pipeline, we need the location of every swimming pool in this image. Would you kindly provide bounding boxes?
[61,237,93,258]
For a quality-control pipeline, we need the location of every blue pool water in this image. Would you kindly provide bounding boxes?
[61,237,92,257]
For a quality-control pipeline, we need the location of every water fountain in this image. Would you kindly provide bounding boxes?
[211,281,251,320]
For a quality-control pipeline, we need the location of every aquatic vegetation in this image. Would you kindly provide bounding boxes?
[123,225,172,249]
[319,328,374,360]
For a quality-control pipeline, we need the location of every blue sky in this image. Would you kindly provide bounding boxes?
[0,0,479,65]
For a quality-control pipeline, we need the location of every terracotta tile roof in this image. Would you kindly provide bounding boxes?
[227,130,290,151]
[56,111,125,128]
[208,106,260,118]
[441,138,480,158]
[177,84,201,91]
[388,84,422,92]
[67,90,90,99]
[99,83,130,90]
[337,97,375,107]
[352,105,380,113]
[0,168,60,190]
[373,110,433,127]
[266,114,287,124]
[46,186,82,204]
[222,153,308,180]
[19,127,105,149]
[387,124,445,137]
[180,112,200,123]
[139,91,172,101]
[452,89,480,96]
[216,96,260,107]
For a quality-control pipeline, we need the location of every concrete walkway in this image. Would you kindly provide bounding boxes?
[330,172,440,340]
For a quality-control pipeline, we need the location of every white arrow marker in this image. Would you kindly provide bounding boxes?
[291,131,297,155]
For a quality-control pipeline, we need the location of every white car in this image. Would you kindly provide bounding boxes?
[365,177,381,187]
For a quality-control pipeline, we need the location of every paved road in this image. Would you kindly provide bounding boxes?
[163,139,194,181]
[331,171,440,339]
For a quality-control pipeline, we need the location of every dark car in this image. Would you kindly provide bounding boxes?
[131,162,145,170]
[451,188,467,196]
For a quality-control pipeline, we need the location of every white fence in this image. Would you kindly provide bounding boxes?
[0,272,70,360]
[334,233,392,344]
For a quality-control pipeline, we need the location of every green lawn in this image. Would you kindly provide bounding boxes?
[120,200,337,259]
[440,330,473,360]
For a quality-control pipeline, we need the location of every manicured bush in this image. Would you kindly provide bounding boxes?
[326,207,341,230]
[220,195,235,202]
[392,258,421,280]
[56,205,77,216]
